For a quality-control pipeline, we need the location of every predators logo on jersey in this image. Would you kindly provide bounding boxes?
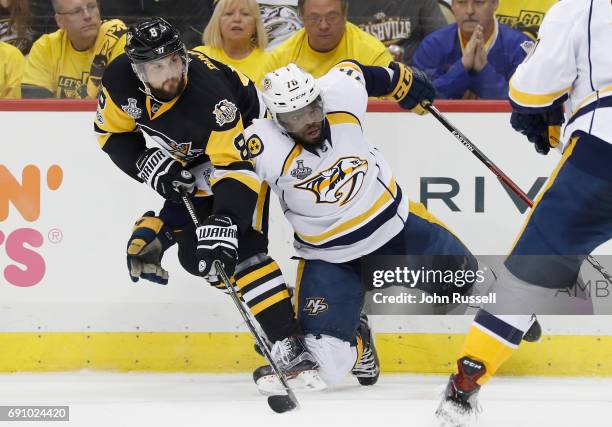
[295,156,368,206]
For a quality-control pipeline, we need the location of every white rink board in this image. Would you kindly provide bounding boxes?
[0,110,611,333]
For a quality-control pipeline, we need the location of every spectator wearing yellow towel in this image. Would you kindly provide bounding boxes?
[0,40,24,98]
[495,0,558,40]
[22,0,126,98]
[265,0,392,78]
[194,0,269,87]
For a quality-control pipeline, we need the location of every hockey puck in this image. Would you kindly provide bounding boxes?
[267,395,297,413]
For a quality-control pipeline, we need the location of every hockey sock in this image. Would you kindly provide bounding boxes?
[234,257,298,342]
[459,310,529,385]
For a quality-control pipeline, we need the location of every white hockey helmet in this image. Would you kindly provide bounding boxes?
[261,64,323,133]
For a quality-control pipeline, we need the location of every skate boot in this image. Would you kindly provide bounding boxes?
[253,335,325,394]
[436,356,485,427]
[351,313,380,386]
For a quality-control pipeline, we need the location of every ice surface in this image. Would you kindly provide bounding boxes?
[0,373,610,427]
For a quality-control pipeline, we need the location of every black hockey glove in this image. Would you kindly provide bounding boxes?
[136,147,196,201]
[510,106,564,155]
[127,211,175,285]
[195,215,239,285]
[388,62,435,115]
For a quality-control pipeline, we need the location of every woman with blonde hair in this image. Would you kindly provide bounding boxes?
[194,0,269,87]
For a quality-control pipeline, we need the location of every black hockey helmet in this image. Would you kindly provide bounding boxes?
[126,17,185,64]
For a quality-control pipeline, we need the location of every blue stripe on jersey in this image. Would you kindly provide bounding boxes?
[474,310,524,346]
[566,94,612,128]
[294,186,403,250]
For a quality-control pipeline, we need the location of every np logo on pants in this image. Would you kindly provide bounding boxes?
[303,298,328,315]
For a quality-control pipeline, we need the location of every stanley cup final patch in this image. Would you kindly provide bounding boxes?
[213,99,238,126]
[121,98,142,119]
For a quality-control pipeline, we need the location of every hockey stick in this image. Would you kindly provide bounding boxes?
[181,195,300,413]
[423,102,611,285]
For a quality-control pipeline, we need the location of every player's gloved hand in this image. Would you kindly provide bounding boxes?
[388,62,435,115]
[510,106,564,155]
[127,211,175,285]
[136,147,196,201]
[195,215,239,285]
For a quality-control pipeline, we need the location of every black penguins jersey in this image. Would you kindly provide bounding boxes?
[94,50,266,231]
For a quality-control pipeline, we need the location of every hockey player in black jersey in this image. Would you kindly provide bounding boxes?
[94,17,319,385]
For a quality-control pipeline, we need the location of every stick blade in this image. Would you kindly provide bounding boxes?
[268,394,298,413]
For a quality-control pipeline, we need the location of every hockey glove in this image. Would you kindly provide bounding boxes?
[510,106,564,155]
[136,147,196,201]
[127,211,175,285]
[388,62,435,115]
[195,215,239,285]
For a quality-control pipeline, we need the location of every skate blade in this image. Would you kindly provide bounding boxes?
[256,369,327,395]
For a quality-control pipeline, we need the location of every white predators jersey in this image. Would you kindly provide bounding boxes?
[509,0,612,146]
[246,65,408,262]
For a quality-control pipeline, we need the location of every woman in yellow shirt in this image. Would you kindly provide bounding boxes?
[194,0,269,88]
[0,40,24,98]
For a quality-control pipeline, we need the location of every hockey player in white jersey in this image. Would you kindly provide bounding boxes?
[244,61,485,392]
[436,1,612,425]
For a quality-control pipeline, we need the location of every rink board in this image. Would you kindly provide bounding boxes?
[1,100,611,374]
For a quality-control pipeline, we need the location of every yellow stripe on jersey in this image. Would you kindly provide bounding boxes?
[95,86,137,147]
[250,289,290,316]
[333,61,362,74]
[254,182,269,232]
[281,144,304,176]
[294,259,305,318]
[408,200,462,242]
[326,111,362,128]
[146,94,181,120]
[296,179,398,244]
[509,80,572,108]
[206,124,246,167]
[235,260,280,290]
[508,136,579,256]
[210,170,261,194]
[574,83,612,114]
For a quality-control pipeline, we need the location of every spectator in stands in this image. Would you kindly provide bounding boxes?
[196,0,269,86]
[412,0,531,99]
[29,0,58,41]
[265,0,393,78]
[0,0,33,53]
[257,0,301,50]
[22,0,126,99]
[0,40,24,98]
[438,0,455,24]
[99,0,214,49]
[349,0,447,65]
[495,0,557,40]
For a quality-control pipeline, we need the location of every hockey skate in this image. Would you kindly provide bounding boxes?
[253,335,325,395]
[351,313,380,386]
[436,356,485,427]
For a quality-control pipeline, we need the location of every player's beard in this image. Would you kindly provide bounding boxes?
[290,121,324,147]
[149,76,186,101]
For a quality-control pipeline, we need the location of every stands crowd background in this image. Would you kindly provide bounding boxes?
[0,0,558,100]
